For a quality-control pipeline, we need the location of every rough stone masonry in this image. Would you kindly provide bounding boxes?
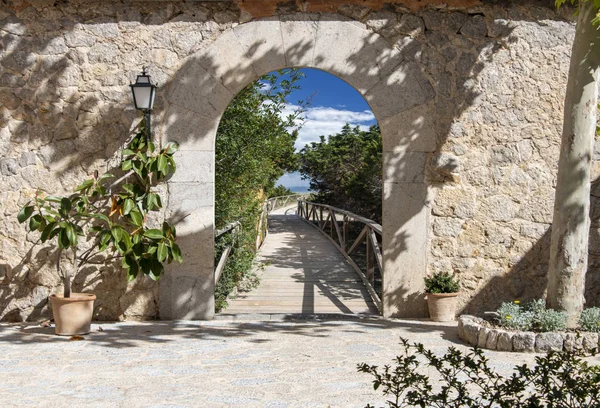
[0,0,596,321]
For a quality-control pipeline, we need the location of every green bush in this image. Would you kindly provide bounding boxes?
[358,338,600,408]
[496,299,567,332]
[424,271,460,294]
[580,307,600,333]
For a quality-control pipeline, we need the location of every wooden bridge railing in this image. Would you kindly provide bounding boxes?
[256,193,312,249]
[297,200,382,311]
[214,221,241,285]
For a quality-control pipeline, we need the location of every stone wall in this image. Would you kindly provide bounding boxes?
[1,0,591,322]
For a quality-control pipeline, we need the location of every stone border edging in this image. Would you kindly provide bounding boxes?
[458,315,600,353]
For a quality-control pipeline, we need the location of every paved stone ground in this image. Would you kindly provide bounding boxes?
[0,316,557,408]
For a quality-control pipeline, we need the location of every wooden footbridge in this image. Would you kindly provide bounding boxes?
[218,195,382,316]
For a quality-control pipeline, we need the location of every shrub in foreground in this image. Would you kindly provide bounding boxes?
[580,307,600,333]
[358,337,599,408]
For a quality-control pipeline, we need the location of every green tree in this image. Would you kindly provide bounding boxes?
[299,124,382,222]
[214,69,306,309]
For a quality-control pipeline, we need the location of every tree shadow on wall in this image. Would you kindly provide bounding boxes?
[0,2,575,321]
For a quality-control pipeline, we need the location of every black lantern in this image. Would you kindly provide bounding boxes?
[130,67,157,140]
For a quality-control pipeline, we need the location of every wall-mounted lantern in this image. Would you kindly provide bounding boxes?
[130,67,157,140]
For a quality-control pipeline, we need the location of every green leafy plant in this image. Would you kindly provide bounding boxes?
[358,337,600,408]
[580,307,600,332]
[424,271,460,294]
[17,120,182,298]
[497,300,567,332]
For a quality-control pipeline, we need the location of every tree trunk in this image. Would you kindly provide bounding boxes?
[547,1,600,327]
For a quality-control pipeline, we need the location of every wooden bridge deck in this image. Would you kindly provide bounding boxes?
[222,206,379,315]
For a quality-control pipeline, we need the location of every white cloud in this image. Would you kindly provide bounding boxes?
[281,105,376,150]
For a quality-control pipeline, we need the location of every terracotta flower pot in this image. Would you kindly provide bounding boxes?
[49,293,96,335]
[427,292,459,322]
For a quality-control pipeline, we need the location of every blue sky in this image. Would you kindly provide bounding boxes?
[273,68,377,191]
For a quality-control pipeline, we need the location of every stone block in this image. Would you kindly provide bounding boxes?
[581,333,599,353]
[19,152,36,167]
[280,13,320,68]
[535,332,563,353]
[462,320,480,346]
[169,151,213,184]
[162,104,219,151]
[167,62,234,119]
[561,333,583,352]
[496,330,513,351]
[485,329,499,350]
[380,104,437,153]
[477,327,489,348]
[460,15,487,38]
[382,181,429,318]
[166,182,213,213]
[159,270,215,320]
[195,29,258,96]
[433,218,464,238]
[383,151,426,183]
[365,61,434,120]
[1,158,18,176]
[512,331,536,352]
[433,187,476,219]
[457,316,466,338]
[233,17,286,76]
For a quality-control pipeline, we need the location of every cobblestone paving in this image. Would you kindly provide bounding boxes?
[0,317,549,407]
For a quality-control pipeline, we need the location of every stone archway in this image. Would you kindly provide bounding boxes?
[160,15,436,319]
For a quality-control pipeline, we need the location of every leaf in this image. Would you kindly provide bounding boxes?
[122,198,135,215]
[122,159,133,171]
[129,210,143,227]
[121,149,136,157]
[111,225,125,243]
[65,223,78,247]
[148,259,164,281]
[29,214,44,232]
[40,222,57,242]
[171,243,183,263]
[84,213,110,224]
[59,197,72,216]
[157,242,168,263]
[69,335,85,341]
[74,179,94,192]
[58,229,70,249]
[143,229,164,240]
[164,142,179,155]
[122,184,136,194]
[17,205,34,223]
[157,154,168,175]
[98,173,114,182]
[44,195,63,203]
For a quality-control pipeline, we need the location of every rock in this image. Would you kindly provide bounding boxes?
[19,152,36,167]
[562,333,584,352]
[460,15,488,38]
[397,14,424,37]
[581,333,599,353]
[1,158,19,176]
[337,5,370,21]
[497,331,513,351]
[446,12,467,33]
[462,320,480,346]
[535,332,564,352]
[485,329,499,350]
[477,327,489,348]
[488,19,511,38]
[422,11,443,31]
[457,316,466,338]
[433,218,464,238]
[512,331,536,352]
[429,152,460,180]
[480,195,519,223]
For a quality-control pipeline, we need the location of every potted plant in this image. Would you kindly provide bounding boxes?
[424,271,460,322]
[17,122,182,335]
